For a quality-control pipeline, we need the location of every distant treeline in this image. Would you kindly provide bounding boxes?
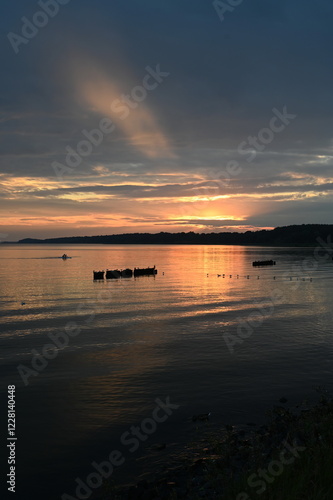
[14,224,333,246]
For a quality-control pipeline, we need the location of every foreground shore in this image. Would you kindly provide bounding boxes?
[99,391,333,500]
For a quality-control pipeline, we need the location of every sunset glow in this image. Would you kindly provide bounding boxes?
[1,3,333,241]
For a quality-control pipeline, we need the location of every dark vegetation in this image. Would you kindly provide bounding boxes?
[15,224,333,246]
[104,390,333,499]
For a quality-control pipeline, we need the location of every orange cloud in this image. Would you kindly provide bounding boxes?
[69,58,175,160]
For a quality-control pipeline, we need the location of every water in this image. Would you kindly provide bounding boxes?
[0,244,333,499]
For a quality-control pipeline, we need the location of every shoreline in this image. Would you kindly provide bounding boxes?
[2,223,333,248]
[101,391,333,499]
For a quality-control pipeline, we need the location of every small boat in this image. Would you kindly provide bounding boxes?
[252,260,276,267]
[93,266,158,280]
[93,270,105,280]
[61,254,71,260]
[121,268,133,278]
[134,266,157,277]
[106,269,121,279]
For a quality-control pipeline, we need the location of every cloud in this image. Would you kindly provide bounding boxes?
[68,56,175,160]
[1,0,333,238]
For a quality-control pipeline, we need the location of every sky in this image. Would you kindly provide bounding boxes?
[1,0,333,240]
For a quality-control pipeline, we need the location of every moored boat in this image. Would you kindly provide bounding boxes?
[121,268,133,278]
[134,266,157,277]
[106,269,121,279]
[93,266,157,280]
[93,270,105,280]
[252,260,276,267]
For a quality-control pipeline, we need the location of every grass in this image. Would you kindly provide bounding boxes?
[216,391,333,500]
[101,389,333,499]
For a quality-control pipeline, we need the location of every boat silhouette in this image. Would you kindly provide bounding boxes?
[252,260,276,267]
[93,270,105,280]
[93,266,157,280]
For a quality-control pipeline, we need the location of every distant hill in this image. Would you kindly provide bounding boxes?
[15,224,333,246]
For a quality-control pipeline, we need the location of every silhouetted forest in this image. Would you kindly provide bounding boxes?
[14,224,333,246]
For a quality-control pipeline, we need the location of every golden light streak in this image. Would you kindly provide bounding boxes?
[69,58,175,160]
[173,215,245,221]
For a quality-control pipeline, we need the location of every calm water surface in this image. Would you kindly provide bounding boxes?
[0,244,333,499]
